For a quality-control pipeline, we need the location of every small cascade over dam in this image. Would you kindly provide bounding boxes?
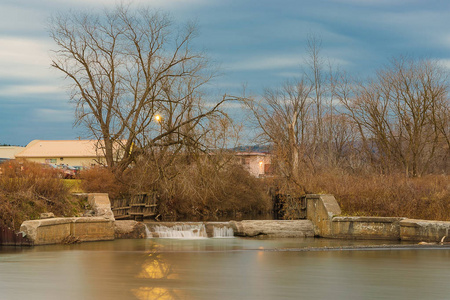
[152,223,207,239]
[145,222,235,238]
[212,226,235,238]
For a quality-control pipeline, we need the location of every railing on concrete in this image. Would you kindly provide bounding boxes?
[111,192,158,221]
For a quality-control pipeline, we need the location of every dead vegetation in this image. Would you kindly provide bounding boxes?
[80,154,271,221]
[303,171,450,221]
[0,160,85,231]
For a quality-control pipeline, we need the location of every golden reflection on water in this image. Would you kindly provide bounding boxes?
[137,255,179,280]
[133,243,184,300]
[132,287,183,300]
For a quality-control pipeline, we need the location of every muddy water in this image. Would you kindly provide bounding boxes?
[0,238,449,300]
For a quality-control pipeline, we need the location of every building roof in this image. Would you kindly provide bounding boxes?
[0,146,25,159]
[15,140,104,158]
[234,152,270,156]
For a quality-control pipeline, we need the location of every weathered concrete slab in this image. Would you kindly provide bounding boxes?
[306,194,341,237]
[115,220,147,239]
[20,193,116,245]
[20,217,115,245]
[21,218,74,245]
[88,193,115,220]
[73,217,115,242]
[400,219,450,242]
[332,217,404,240]
[231,220,314,238]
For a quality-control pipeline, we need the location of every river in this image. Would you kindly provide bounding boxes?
[1,238,449,300]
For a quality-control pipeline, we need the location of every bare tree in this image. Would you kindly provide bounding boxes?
[49,4,231,174]
[340,57,449,176]
[244,79,313,191]
[305,34,327,144]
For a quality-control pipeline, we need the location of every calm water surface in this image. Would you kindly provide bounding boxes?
[0,238,449,300]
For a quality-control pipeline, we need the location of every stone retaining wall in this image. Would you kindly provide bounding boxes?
[20,193,115,245]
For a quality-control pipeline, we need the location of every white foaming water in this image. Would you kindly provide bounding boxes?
[145,225,152,238]
[151,224,207,239]
[213,226,235,238]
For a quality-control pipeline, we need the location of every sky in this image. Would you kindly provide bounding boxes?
[1,0,450,146]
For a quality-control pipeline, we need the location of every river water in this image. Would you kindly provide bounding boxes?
[1,238,449,300]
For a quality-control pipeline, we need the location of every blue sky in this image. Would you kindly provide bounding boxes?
[1,0,450,146]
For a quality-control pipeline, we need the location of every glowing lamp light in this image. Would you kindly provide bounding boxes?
[259,161,263,167]
[154,114,161,122]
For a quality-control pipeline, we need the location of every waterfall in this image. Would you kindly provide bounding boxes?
[145,225,152,238]
[213,226,235,238]
[150,224,207,239]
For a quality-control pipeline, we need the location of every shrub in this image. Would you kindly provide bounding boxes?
[114,154,272,221]
[79,166,125,200]
[0,160,84,230]
[302,171,450,221]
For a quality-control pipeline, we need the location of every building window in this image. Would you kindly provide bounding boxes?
[240,157,249,165]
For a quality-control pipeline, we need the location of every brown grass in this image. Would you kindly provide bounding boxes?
[0,160,85,230]
[79,166,125,199]
[303,171,450,221]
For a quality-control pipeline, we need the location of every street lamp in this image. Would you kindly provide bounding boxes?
[154,114,163,135]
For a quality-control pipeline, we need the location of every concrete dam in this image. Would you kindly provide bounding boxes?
[9,193,450,245]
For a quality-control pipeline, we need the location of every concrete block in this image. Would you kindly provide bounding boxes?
[332,217,403,240]
[115,220,147,239]
[20,218,74,245]
[87,193,115,220]
[306,194,341,237]
[72,217,115,242]
[232,220,314,238]
[400,219,450,242]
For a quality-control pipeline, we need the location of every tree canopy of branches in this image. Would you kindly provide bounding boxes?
[244,79,313,191]
[246,46,449,190]
[49,4,231,175]
[243,36,358,192]
[339,57,450,176]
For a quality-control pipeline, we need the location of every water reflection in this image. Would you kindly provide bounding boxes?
[133,243,183,300]
[0,238,449,300]
[132,287,183,300]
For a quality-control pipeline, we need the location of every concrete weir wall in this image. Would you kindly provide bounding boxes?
[231,220,314,238]
[400,219,450,242]
[20,193,115,245]
[330,217,403,240]
[18,193,450,245]
[306,194,450,242]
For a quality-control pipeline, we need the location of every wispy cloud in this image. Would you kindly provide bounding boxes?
[33,108,73,123]
[64,0,213,11]
[437,59,450,70]
[225,54,305,72]
[0,37,54,80]
[0,84,63,96]
[328,0,421,6]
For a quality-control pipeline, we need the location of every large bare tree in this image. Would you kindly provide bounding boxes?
[49,4,230,174]
[244,79,313,191]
